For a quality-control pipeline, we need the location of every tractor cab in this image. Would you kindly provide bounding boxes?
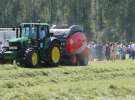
[17,23,49,48]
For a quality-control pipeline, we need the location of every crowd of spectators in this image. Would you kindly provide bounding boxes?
[87,42,135,62]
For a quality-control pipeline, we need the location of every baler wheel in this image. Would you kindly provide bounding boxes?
[77,54,89,66]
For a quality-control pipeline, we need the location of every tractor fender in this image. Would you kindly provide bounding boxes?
[48,37,61,48]
[24,47,38,57]
[25,48,34,54]
[24,48,35,59]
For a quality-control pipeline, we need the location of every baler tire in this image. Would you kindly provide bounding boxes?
[80,56,89,66]
[77,54,89,66]
[70,56,78,66]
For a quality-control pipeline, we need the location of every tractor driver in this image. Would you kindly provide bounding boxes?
[39,27,46,48]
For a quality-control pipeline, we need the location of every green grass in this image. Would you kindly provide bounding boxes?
[0,60,134,100]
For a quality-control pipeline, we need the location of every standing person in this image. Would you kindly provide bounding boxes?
[91,42,96,61]
[87,42,93,63]
[103,43,106,60]
[131,43,135,60]
[119,44,122,60]
[88,42,96,62]
[39,27,46,48]
[128,43,132,59]
[96,42,104,61]
[110,43,116,62]
[116,43,121,60]
[105,43,111,61]
[122,44,126,60]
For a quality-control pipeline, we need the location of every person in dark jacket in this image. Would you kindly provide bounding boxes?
[105,43,111,61]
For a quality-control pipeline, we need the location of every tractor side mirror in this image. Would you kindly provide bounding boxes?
[16,28,19,38]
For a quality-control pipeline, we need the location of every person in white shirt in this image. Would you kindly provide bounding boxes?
[131,43,135,60]
[39,27,46,48]
[128,43,132,59]
[40,28,46,40]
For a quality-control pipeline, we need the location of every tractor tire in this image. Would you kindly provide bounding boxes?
[24,49,39,67]
[48,43,61,67]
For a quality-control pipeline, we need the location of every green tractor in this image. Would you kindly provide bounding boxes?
[0,23,61,67]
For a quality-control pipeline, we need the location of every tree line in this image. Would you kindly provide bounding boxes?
[0,0,135,42]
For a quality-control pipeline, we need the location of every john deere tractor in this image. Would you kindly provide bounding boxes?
[0,23,61,67]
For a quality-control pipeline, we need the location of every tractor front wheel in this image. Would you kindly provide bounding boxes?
[25,49,39,67]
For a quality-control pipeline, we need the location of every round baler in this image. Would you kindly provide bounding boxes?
[50,25,89,66]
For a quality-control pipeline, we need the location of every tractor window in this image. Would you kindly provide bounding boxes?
[21,26,37,39]
[39,26,47,40]
[21,27,30,37]
[30,27,37,39]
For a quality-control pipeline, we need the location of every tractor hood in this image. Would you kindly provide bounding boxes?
[8,37,29,50]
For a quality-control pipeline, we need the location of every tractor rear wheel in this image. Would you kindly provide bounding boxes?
[49,44,61,66]
[25,49,39,67]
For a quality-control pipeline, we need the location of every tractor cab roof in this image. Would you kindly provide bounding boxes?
[20,23,49,27]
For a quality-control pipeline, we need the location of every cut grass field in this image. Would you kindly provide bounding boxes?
[0,60,134,100]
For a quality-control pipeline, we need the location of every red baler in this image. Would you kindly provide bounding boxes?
[50,25,89,66]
